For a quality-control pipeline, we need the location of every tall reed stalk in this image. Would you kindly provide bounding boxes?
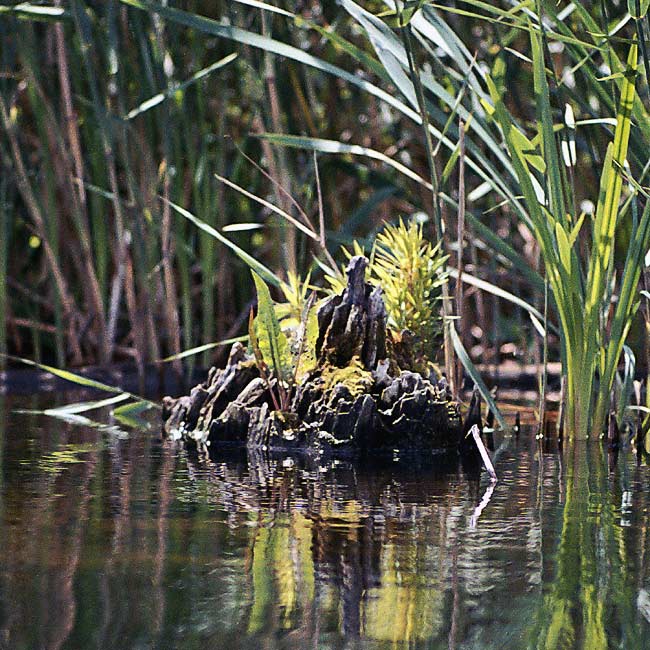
[489,33,650,437]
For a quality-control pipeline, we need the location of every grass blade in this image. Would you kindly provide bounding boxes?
[125,53,237,120]
[0,4,68,20]
[44,393,131,415]
[258,133,432,190]
[159,336,247,362]
[164,198,281,288]
[1,353,159,410]
[449,324,506,429]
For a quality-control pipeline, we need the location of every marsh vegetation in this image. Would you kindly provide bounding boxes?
[5,3,650,647]
[4,1,650,440]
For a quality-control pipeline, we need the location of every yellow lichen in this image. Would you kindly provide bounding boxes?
[320,355,373,398]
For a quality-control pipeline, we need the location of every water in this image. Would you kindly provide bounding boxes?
[1,394,650,649]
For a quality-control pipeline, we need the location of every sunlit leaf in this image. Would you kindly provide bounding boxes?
[252,272,292,383]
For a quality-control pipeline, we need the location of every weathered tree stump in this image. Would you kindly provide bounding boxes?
[162,256,467,455]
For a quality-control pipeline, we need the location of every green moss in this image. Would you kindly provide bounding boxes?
[320,356,373,398]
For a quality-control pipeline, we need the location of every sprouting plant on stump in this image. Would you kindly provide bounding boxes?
[373,219,448,362]
[278,270,314,329]
[249,271,319,412]
[325,218,448,364]
[249,272,293,412]
[249,220,448,412]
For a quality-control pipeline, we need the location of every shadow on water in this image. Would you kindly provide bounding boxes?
[1,394,650,649]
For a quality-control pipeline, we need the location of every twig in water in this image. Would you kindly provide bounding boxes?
[468,424,498,481]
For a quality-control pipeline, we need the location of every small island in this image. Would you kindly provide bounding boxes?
[162,255,471,456]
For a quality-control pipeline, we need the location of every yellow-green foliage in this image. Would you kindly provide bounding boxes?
[278,271,314,330]
[326,219,448,360]
[324,240,368,295]
[251,272,292,384]
[320,355,373,398]
[373,220,447,357]
[292,298,319,383]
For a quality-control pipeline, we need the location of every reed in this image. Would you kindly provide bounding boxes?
[487,21,650,437]
[0,167,8,369]
[2,0,650,439]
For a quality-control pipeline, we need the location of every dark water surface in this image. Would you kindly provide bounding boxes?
[1,394,650,649]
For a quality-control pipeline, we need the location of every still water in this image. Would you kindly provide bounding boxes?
[1,393,649,649]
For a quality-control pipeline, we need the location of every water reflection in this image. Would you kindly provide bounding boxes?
[1,396,649,649]
[529,442,649,649]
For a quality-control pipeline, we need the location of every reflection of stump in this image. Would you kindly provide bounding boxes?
[162,256,464,454]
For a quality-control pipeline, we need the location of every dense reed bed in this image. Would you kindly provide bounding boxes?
[3,1,650,437]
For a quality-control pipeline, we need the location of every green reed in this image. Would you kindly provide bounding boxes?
[488,24,650,437]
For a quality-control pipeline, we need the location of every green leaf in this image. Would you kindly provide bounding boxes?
[112,400,153,428]
[164,198,281,287]
[124,53,237,120]
[555,222,572,276]
[258,133,432,190]
[628,0,650,19]
[584,42,638,432]
[1,354,159,411]
[252,272,292,383]
[532,25,566,222]
[292,298,319,383]
[568,212,587,246]
[449,325,507,430]
[2,354,125,393]
[587,43,638,316]
[159,336,247,362]
[248,307,267,378]
[232,0,294,17]
[512,127,546,174]
[0,3,69,20]
[441,141,461,185]
[44,393,131,416]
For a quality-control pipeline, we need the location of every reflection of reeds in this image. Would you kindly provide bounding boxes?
[528,442,645,649]
[3,413,650,648]
[0,405,98,649]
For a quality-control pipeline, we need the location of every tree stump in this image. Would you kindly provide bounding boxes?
[162,256,466,455]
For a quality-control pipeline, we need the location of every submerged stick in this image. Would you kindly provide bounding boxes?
[468,424,497,481]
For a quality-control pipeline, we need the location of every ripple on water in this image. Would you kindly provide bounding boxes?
[1,398,649,650]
